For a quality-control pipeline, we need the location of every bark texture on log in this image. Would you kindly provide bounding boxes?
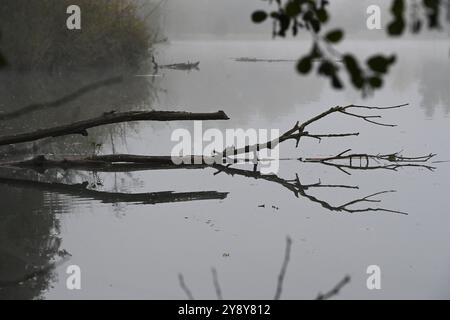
[0,110,229,146]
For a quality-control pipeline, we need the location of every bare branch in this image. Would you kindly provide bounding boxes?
[214,103,409,159]
[336,190,407,215]
[347,103,409,110]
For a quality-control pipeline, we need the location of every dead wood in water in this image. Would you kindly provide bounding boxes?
[160,61,200,71]
[0,175,228,205]
[151,56,200,71]
[0,103,436,215]
[0,154,210,172]
[213,103,409,160]
[302,149,436,174]
[0,154,417,215]
[0,110,229,146]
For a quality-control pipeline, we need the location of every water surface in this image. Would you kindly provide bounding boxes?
[1,40,449,299]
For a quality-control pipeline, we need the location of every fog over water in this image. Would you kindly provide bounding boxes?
[1,0,450,300]
[162,0,450,40]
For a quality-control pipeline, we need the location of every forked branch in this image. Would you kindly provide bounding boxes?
[214,103,409,159]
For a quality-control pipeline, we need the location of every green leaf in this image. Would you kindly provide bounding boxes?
[286,1,301,17]
[316,9,329,23]
[343,55,364,89]
[318,61,337,76]
[331,75,343,89]
[423,0,436,8]
[297,56,312,74]
[252,11,268,23]
[277,13,291,37]
[309,18,321,33]
[387,18,405,35]
[368,76,383,88]
[391,0,404,17]
[325,29,344,43]
[367,55,396,73]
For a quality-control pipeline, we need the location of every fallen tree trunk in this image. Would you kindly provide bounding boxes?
[0,110,229,146]
[1,154,210,172]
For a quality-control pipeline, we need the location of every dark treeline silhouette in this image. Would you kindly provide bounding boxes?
[0,0,153,72]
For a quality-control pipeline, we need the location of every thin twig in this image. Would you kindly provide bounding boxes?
[211,268,223,300]
[274,236,293,300]
[178,273,194,300]
[316,275,351,300]
[303,150,436,173]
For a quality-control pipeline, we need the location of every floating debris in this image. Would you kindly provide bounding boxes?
[151,55,200,71]
[162,61,200,70]
[233,57,295,63]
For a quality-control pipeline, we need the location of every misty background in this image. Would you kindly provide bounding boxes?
[159,0,450,40]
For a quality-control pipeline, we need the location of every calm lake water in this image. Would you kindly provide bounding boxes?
[1,40,449,299]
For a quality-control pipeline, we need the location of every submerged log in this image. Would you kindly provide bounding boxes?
[0,110,229,146]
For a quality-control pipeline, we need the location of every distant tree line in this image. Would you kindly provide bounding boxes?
[0,0,154,72]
